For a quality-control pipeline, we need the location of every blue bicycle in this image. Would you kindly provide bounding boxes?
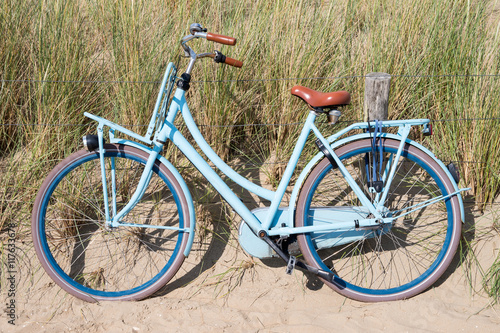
[32,23,468,302]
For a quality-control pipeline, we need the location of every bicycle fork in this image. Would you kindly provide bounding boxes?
[96,124,164,229]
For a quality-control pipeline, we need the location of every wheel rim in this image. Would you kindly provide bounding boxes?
[298,139,460,299]
[36,148,186,299]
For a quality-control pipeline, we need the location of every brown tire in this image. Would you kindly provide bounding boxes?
[32,144,191,302]
[295,138,461,302]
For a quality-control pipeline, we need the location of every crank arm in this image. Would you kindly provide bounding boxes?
[259,231,336,283]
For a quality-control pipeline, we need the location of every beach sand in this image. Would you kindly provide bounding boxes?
[2,199,499,333]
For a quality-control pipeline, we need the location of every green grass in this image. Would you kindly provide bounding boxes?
[1,0,500,301]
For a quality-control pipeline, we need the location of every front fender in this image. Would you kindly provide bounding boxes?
[288,132,466,226]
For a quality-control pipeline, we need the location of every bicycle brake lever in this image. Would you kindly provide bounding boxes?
[213,50,226,64]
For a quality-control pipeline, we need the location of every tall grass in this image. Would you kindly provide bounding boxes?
[1,0,500,298]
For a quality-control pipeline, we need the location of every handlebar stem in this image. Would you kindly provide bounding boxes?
[182,48,216,76]
[185,57,196,76]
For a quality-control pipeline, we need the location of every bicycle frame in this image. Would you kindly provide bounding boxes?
[32,22,476,303]
[84,62,468,258]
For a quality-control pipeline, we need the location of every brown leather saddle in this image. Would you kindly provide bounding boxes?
[291,86,351,109]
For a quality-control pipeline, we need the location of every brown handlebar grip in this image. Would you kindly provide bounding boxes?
[206,32,237,45]
[224,56,243,68]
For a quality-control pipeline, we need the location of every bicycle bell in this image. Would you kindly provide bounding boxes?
[190,23,207,35]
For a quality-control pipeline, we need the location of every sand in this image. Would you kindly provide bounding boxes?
[2,199,500,333]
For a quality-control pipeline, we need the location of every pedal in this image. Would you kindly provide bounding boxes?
[286,255,296,275]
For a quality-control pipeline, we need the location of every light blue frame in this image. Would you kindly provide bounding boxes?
[84,62,469,257]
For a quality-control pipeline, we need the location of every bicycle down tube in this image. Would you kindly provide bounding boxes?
[161,88,317,233]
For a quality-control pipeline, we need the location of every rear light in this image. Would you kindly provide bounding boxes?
[423,123,433,136]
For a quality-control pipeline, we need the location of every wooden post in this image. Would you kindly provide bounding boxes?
[364,72,391,122]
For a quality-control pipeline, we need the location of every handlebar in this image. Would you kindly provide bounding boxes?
[212,51,243,68]
[181,23,243,72]
[206,33,237,46]
[221,56,243,68]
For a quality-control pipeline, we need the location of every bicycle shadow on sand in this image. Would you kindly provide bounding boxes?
[151,153,276,298]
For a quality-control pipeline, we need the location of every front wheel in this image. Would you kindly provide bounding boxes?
[32,144,191,302]
[296,138,462,302]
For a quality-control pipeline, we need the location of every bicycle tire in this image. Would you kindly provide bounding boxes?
[32,144,191,302]
[295,138,461,302]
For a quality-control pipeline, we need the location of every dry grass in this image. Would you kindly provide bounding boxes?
[1,0,500,300]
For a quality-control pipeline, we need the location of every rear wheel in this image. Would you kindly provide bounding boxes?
[296,138,461,302]
[32,144,191,302]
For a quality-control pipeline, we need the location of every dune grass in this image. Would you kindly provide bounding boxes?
[1,0,500,301]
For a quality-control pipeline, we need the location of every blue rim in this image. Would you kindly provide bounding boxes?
[304,145,454,296]
[38,150,185,298]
